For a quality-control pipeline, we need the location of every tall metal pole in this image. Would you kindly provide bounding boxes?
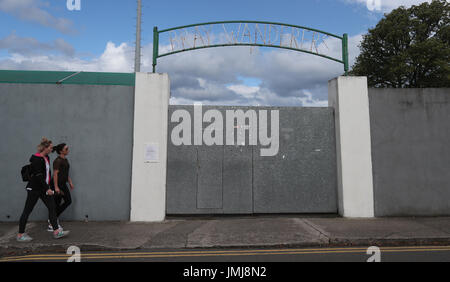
[134,0,142,73]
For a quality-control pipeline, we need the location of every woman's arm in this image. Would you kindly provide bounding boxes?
[30,157,50,192]
[68,176,74,190]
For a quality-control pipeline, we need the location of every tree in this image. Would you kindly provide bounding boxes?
[350,0,450,88]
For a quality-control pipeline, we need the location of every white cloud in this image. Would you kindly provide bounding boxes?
[0,41,133,72]
[227,84,260,99]
[0,0,75,34]
[298,91,329,107]
[97,42,133,72]
[346,0,432,12]
[0,31,363,107]
[174,77,241,103]
[156,32,363,106]
[0,33,75,57]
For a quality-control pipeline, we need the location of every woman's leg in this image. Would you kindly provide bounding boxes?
[18,190,40,234]
[40,193,59,231]
[51,191,63,224]
[56,184,72,218]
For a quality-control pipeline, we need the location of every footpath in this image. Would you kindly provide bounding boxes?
[1,215,450,257]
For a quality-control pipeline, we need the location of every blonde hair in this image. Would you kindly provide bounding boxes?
[37,137,52,153]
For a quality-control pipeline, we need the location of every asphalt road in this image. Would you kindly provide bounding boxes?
[1,245,450,262]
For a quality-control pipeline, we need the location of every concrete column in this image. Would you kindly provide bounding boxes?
[328,76,374,218]
[130,73,170,221]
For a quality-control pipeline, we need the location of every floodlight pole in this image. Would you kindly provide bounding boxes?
[134,0,142,72]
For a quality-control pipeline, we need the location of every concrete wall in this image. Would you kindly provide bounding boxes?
[369,88,450,216]
[0,83,134,222]
[2,74,448,221]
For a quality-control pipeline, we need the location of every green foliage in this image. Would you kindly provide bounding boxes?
[350,0,450,88]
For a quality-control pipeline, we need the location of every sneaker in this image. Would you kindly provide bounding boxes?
[47,220,63,232]
[17,233,33,242]
[53,229,70,239]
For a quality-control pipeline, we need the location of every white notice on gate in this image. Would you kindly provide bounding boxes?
[144,143,159,163]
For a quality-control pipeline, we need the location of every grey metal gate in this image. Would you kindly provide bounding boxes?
[166,105,337,214]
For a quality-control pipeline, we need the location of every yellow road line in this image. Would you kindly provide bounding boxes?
[3,245,448,259]
[1,246,450,262]
[2,248,450,262]
[2,246,450,260]
[0,247,366,259]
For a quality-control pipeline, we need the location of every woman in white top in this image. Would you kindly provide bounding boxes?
[17,137,70,242]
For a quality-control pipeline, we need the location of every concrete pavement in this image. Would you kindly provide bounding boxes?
[1,216,450,257]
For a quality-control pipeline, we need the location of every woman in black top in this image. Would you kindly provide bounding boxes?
[51,143,74,229]
[17,138,70,242]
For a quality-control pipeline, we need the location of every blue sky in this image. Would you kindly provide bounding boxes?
[0,0,431,106]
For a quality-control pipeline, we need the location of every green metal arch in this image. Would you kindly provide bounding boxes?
[152,21,349,75]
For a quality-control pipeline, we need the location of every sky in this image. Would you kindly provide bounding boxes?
[0,0,432,106]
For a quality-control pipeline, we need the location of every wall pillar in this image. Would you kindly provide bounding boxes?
[130,73,170,221]
[328,76,374,217]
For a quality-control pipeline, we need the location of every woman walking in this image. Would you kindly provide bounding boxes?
[49,143,74,231]
[17,138,70,242]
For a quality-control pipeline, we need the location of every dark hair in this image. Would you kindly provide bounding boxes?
[53,143,67,154]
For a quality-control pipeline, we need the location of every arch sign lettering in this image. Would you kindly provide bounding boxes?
[152,20,349,75]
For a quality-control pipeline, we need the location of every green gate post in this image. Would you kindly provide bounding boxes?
[342,33,349,76]
[152,26,159,73]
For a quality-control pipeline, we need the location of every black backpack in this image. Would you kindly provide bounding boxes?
[21,164,32,182]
